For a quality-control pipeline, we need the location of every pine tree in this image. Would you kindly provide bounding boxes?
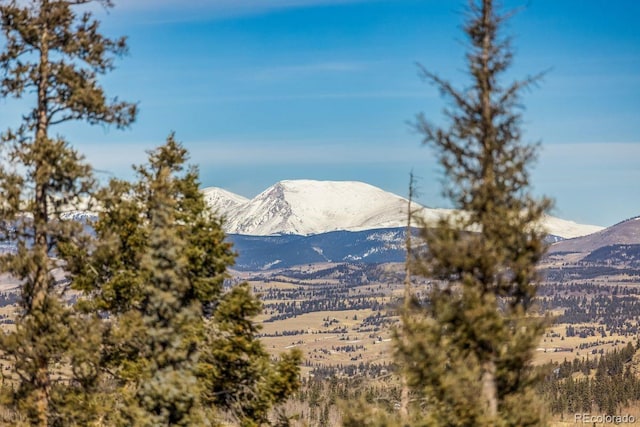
[395,0,550,425]
[66,137,221,425]
[128,142,204,425]
[68,136,301,426]
[0,0,135,425]
[198,282,302,426]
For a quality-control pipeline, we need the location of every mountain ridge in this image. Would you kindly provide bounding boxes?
[203,179,603,239]
[549,216,640,254]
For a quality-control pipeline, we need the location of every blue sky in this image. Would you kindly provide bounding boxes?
[2,0,639,226]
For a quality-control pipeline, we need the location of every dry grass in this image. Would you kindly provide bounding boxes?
[534,324,632,365]
[258,308,394,372]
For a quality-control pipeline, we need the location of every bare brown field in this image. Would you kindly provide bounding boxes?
[535,324,633,365]
[1,258,640,426]
[0,259,637,372]
[258,308,394,372]
[247,266,640,369]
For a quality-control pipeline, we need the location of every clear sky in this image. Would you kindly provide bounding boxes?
[2,0,639,227]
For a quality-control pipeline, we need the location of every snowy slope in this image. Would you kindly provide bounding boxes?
[219,180,452,236]
[60,210,98,222]
[201,187,249,219]
[540,214,604,240]
[203,180,602,239]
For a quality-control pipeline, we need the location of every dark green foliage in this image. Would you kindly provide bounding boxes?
[0,0,135,425]
[67,136,301,426]
[0,0,136,128]
[199,283,302,426]
[129,149,204,425]
[65,137,227,425]
[371,1,551,426]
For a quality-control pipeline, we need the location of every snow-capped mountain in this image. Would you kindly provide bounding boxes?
[204,180,602,239]
[540,215,604,240]
[219,180,453,236]
[201,187,249,219]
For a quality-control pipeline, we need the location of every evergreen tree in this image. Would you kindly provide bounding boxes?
[395,0,550,425]
[69,136,301,426]
[198,283,302,426]
[0,0,135,425]
[128,143,204,425]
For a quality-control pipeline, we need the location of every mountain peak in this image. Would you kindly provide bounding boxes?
[221,179,416,236]
[201,187,248,218]
[202,179,604,239]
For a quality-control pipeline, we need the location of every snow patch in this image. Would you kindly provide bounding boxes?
[540,214,604,239]
[366,231,402,242]
[262,259,281,270]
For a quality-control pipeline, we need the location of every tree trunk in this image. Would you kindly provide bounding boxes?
[399,173,416,425]
[35,356,50,427]
[482,359,498,419]
[33,1,51,425]
[399,376,410,424]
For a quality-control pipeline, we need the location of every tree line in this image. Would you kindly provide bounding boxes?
[540,342,640,417]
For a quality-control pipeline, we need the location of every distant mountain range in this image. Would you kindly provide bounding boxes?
[203,180,603,239]
[198,179,610,271]
[227,218,640,272]
[50,179,625,271]
[229,218,640,271]
[228,228,408,271]
[548,216,640,258]
[549,216,640,253]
